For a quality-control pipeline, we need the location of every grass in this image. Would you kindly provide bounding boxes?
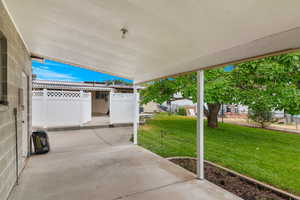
[138,113,300,195]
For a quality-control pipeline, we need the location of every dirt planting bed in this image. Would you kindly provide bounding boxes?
[168,157,299,200]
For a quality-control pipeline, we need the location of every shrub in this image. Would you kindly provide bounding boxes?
[177,107,186,116]
[248,109,275,128]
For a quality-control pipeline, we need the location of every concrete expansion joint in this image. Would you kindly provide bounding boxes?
[111,178,196,200]
[92,129,113,146]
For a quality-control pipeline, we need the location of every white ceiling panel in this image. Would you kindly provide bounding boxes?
[3,0,300,83]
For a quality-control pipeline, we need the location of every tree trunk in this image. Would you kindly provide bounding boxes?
[206,104,221,128]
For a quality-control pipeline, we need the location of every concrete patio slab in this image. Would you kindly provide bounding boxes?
[93,126,132,146]
[83,116,110,127]
[48,129,110,153]
[122,179,240,200]
[9,127,241,200]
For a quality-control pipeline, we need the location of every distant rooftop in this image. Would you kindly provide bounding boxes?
[32,80,142,91]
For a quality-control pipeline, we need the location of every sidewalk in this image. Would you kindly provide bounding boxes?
[223,118,300,134]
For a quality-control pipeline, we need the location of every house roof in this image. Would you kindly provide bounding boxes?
[32,80,140,91]
[4,1,300,83]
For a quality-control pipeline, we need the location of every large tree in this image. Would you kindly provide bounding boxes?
[176,69,236,128]
[232,53,300,116]
[141,53,300,128]
[141,69,236,128]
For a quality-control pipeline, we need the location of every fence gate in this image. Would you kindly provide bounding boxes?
[109,93,139,124]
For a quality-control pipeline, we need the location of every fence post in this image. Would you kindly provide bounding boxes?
[109,92,113,125]
[42,89,47,128]
[80,91,84,126]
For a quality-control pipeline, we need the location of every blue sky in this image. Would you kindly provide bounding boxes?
[32,59,132,83]
[32,59,234,83]
[224,65,234,72]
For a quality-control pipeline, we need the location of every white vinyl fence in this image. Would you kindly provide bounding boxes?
[110,93,139,124]
[32,90,91,127]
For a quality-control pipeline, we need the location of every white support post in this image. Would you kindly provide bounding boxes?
[197,70,204,180]
[133,84,139,145]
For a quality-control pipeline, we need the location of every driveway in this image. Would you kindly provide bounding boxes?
[9,127,241,200]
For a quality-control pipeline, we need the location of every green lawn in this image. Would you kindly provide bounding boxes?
[138,113,300,195]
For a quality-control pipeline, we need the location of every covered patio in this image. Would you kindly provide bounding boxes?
[8,127,241,200]
[2,0,300,199]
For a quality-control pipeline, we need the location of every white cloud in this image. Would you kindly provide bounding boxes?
[33,67,79,81]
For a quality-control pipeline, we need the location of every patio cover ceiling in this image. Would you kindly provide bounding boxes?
[3,0,300,83]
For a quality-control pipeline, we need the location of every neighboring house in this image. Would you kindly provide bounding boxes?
[162,99,196,114]
[159,93,196,114]
[223,104,248,114]
[143,101,161,113]
[222,105,300,124]
[221,104,248,118]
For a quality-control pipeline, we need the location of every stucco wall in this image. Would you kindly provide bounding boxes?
[91,91,109,115]
[0,1,31,200]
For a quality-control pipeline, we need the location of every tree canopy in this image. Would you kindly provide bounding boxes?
[140,52,300,128]
[232,53,300,115]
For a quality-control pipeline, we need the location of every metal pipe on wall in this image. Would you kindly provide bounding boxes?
[13,107,19,185]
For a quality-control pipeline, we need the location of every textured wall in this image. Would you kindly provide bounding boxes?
[0,1,31,200]
[92,91,109,115]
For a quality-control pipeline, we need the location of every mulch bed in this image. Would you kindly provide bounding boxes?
[168,157,299,200]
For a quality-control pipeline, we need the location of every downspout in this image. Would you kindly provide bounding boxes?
[13,108,19,185]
